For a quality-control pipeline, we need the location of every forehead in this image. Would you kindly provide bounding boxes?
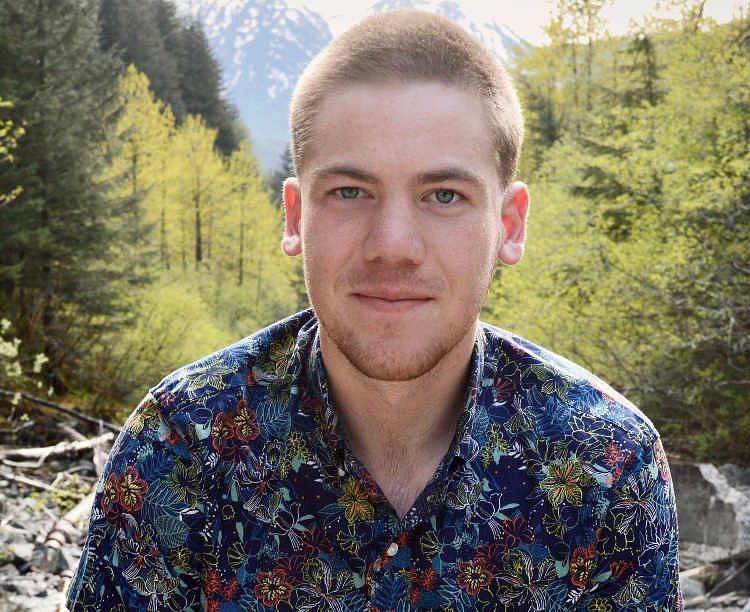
[302,81,499,185]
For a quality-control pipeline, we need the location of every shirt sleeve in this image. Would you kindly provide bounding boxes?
[577,437,683,611]
[66,393,211,611]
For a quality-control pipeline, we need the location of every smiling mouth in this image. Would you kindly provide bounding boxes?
[352,293,432,313]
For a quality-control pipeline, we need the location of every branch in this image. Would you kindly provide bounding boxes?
[0,389,121,432]
[0,470,68,493]
[0,432,114,468]
[0,419,35,435]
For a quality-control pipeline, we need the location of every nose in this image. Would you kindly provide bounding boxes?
[362,193,426,266]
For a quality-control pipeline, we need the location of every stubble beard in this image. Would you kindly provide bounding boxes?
[320,311,470,381]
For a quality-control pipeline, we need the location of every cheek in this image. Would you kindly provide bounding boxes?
[440,220,499,272]
[303,209,366,257]
[301,216,354,278]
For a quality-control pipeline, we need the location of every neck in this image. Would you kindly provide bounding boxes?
[319,321,478,515]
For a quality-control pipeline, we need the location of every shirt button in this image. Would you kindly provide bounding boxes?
[386,542,399,557]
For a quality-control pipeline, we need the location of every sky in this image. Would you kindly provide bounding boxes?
[285,0,746,44]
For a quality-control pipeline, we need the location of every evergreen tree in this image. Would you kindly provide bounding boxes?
[621,32,663,107]
[98,0,184,119]
[177,19,240,155]
[267,144,294,208]
[98,0,240,155]
[0,0,124,393]
[103,65,175,276]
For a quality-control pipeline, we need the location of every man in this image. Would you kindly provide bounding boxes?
[68,10,681,611]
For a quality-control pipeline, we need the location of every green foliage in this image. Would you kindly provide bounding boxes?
[0,98,24,207]
[98,0,241,155]
[0,317,47,392]
[487,2,750,464]
[30,472,90,513]
[0,0,126,394]
[0,0,300,413]
[94,275,235,410]
[0,317,48,437]
[83,68,300,408]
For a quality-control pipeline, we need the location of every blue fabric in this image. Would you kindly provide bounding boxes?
[67,309,682,611]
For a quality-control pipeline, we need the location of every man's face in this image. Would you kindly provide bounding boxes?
[283,81,528,381]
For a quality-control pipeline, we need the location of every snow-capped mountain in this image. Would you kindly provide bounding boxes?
[177,0,332,169]
[176,0,527,170]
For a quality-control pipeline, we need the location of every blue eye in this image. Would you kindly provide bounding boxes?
[337,187,361,199]
[432,189,459,205]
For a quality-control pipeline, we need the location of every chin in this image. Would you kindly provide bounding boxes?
[345,349,445,381]
[321,315,473,382]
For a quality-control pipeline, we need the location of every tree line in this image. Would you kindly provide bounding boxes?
[1,0,748,464]
[485,0,750,463]
[0,0,302,420]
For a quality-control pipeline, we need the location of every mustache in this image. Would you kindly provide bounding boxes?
[337,268,446,294]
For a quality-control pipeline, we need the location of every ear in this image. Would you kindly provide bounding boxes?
[498,181,530,266]
[281,177,302,257]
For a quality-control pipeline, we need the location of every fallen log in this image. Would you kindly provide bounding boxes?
[0,388,121,433]
[0,470,68,493]
[0,419,35,435]
[0,432,114,468]
[59,423,86,442]
[45,489,94,548]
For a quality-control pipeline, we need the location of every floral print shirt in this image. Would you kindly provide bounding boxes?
[67,310,682,611]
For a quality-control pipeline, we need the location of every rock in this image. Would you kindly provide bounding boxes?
[8,542,35,567]
[31,543,69,575]
[0,563,20,579]
[0,522,33,546]
[682,574,706,599]
[672,463,750,555]
[720,465,750,493]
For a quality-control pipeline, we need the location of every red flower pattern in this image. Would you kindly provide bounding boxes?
[501,515,534,549]
[457,559,492,596]
[254,568,293,607]
[610,559,634,581]
[570,545,596,588]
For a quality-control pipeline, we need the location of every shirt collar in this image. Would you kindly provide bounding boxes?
[299,315,487,469]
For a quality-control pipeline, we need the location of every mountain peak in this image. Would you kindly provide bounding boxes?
[175,0,526,169]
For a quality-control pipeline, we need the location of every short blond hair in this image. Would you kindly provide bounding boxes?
[289,10,524,187]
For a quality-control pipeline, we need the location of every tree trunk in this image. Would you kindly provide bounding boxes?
[194,175,202,268]
[238,219,244,286]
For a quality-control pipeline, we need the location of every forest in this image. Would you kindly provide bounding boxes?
[0,0,748,464]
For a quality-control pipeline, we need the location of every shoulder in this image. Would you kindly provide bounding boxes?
[148,309,316,431]
[479,321,659,449]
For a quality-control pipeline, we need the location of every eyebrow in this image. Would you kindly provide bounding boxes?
[417,167,487,190]
[309,164,487,190]
[309,165,377,184]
